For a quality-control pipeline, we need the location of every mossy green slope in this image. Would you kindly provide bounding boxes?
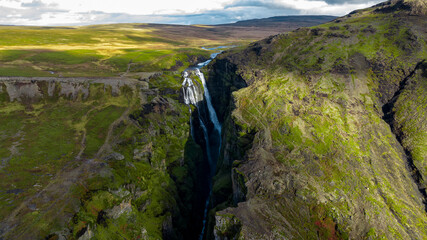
[0,75,204,239]
[0,79,132,238]
[207,0,427,239]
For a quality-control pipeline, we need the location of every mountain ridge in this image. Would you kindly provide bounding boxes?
[217,15,337,27]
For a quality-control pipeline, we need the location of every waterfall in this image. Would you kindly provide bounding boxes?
[182,71,200,105]
[198,111,213,166]
[181,46,228,239]
[189,107,195,140]
[181,49,223,171]
[196,69,221,138]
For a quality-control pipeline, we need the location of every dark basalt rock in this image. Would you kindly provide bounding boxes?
[326,32,350,38]
[374,0,427,15]
[361,25,377,33]
[142,96,170,114]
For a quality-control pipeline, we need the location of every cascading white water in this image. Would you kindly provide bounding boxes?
[182,69,214,166]
[182,71,200,105]
[181,46,229,240]
[181,50,223,168]
[196,69,221,138]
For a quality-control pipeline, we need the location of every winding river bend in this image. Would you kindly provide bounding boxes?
[182,47,228,239]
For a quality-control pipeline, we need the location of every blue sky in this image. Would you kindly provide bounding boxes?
[0,0,383,26]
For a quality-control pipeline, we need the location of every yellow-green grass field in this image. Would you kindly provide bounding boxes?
[0,24,258,77]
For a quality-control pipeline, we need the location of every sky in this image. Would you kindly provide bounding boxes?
[0,0,384,26]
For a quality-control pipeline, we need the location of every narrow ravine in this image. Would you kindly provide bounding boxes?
[382,60,427,212]
[181,47,229,239]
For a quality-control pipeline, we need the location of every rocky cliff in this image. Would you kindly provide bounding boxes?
[206,0,427,238]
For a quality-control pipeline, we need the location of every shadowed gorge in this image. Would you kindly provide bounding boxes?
[381,61,427,211]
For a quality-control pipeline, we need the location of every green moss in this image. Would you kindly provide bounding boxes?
[28,50,102,65]
[214,213,242,239]
[0,50,32,61]
[0,66,53,77]
[392,68,427,183]
[84,105,126,157]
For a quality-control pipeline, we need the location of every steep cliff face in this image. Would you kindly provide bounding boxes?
[207,0,427,239]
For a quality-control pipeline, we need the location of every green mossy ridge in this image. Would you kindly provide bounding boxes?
[392,63,427,186]
[225,11,422,78]
[0,80,196,239]
[72,168,178,239]
[214,213,242,239]
[228,71,427,237]
[226,71,427,237]
[208,2,427,239]
[65,73,206,239]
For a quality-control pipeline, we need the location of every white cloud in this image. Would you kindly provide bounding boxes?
[223,0,382,14]
[0,0,384,26]
[39,0,227,15]
[0,0,23,9]
[224,0,328,11]
[300,2,378,14]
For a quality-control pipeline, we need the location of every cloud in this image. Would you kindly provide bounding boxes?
[223,0,383,14]
[324,0,378,4]
[224,0,328,11]
[21,0,45,7]
[0,0,384,26]
[164,6,298,25]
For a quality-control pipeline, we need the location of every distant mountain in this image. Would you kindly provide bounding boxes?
[135,15,336,44]
[220,15,337,27]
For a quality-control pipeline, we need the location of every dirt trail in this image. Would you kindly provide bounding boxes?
[76,132,86,160]
[96,87,138,158]
[96,104,133,158]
